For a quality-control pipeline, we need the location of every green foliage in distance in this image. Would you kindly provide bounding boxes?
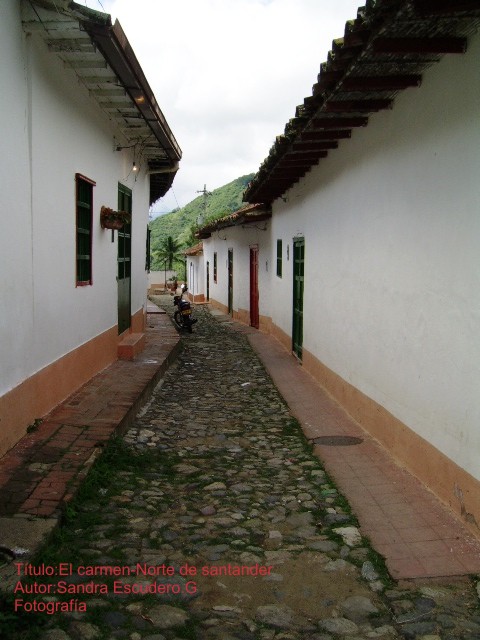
[154,235,182,270]
[149,173,254,272]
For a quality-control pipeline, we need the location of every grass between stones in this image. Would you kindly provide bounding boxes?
[0,438,189,639]
[0,402,395,638]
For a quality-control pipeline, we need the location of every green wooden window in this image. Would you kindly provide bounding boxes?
[75,174,95,285]
[276,239,282,278]
[213,252,217,283]
[146,226,151,272]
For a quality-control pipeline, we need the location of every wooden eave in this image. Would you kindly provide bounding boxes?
[301,130,352,141]
[184,242,203,257]
[244,0,480,205]
[196,205,272,239]
[22,0,182,205]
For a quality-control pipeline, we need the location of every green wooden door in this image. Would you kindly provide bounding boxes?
[117,184,132,334]
[228,249,233,314]
[250,246,259,329]
[206,261,210,302]
[292,238,304,359]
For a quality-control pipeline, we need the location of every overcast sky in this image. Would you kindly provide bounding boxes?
[89,0,361,215]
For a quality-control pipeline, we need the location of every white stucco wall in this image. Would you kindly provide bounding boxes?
[187,255,204,298]
[203,223,271,317]
[0,1,35,394]
[148,270,177,288]
[1,4,150,397]
[270,32,480,481]
[202,235,227,308]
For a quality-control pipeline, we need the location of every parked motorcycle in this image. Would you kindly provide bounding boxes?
[173,286,197,333]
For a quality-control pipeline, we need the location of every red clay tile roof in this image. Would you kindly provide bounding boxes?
[244,0,480,204]
[196,204,272,239]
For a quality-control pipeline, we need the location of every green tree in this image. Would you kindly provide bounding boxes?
[155,235,181,270]
[183,224,199,249]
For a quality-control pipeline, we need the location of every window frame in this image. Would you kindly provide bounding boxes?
[75,173,96,286]
[276,238,283,278]
[213,252,217,283]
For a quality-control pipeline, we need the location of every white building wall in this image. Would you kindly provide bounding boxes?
[202,223,271,318]
[0,1,35,394]
[270,32,480,482]
[203,235,228,309]
[1,11,149,397]
[129,168,150,316]
[148,270,177,290]
[187,255,204,299]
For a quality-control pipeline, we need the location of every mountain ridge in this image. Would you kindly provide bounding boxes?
[149,173,254,271]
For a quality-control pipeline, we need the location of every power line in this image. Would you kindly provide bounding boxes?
[195,184,212,226]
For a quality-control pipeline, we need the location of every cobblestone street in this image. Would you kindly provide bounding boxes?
[4,299,480,639]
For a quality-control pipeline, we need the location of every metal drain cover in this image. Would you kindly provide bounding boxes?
[310,435,363,446]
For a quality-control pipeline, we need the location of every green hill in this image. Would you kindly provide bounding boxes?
[149,173,254,272]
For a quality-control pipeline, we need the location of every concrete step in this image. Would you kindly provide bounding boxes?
[117,332,145,360]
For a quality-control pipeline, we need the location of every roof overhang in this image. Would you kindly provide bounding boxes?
[197,204,272,239]
[22,0,182,205]
[184,242,204,257]
[244,0,480,204]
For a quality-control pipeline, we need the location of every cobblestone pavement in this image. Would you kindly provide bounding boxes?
[6,299,480,639]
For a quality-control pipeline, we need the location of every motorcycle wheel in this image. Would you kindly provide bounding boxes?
[174,311,183,329]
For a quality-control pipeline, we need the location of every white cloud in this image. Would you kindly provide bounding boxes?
[89,0,361,214]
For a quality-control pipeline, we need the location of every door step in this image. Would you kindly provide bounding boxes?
[118,333,146,360]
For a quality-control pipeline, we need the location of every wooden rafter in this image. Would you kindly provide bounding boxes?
[292,141,338,151]
[312,117,368,128]
[272,168,309,177]
[343,29,371,48]
[414,0,480,15]
[325,99,393,112]
[301,130,352,141]
[277,161,319,169]
[283,151,328,161]
[340,75,422,91]
[372,37,467,54]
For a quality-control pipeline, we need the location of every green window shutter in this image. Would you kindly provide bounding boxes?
[146,227,151,272]
[75,174,95,285]
[276,239,282,278]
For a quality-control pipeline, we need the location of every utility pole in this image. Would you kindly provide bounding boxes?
[196,184,211,227]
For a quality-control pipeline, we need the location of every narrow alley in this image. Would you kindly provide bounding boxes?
[1,300,480,639]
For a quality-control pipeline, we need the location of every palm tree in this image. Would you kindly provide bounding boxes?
[156,235,181,270]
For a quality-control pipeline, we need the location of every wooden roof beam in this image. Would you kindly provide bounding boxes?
[312,117,368,128]
[325,99,393,112]
[277,160,319,169]
[313,70,343,95]
[372,37,467,54]
[343,29,371,48]
[301,130,352,141]
[341,75,422,91]
[257,178,294,185]
[272,168,309,177]
[277,151,322,167]
[283,151,329,161]
[292,141,338,151]
[414,0,480,15]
